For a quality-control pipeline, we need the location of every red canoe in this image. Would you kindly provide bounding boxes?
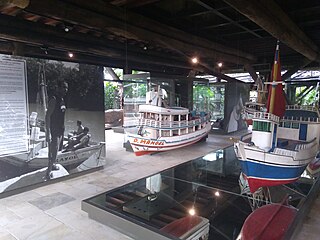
[240,203,297,240]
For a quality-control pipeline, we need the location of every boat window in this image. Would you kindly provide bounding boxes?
[252,121,271,132]
[284,122,291,128]
[292,122,299,129]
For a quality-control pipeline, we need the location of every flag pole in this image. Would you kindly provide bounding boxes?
[269,40,280,114]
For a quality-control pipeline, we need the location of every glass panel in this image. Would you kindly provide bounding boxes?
[292,122,299,129]
[84,146,314,240]
[284,122,291,128]
[208,84,225,130]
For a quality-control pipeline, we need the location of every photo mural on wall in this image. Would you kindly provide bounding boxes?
[225,82,249,133]
[0,54,105,194]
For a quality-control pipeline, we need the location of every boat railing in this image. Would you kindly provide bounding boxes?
[282,116,320,123]
[253,112,280,122]
[286,105,318,112]
[294,138,317,151]
[274,148,296,157]
[139,115,209,129]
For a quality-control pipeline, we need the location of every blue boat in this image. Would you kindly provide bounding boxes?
[234,41,320,193]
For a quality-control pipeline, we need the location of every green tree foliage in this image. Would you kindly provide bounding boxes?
[193,85,213,111]
[123,83,146,98]
[25,58,104,111]
[295,86,318,105]
[104,82,117,110]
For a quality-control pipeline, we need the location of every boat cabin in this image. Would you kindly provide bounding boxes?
[138,109,208,139]
[277,105,320,143]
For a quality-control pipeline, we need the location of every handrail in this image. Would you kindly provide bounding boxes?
[138,116,210,129]
[253,112,280,122]
[286,105,318,112]
[282,116,320,123]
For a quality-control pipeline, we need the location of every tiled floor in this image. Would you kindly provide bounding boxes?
[0,129,319,239]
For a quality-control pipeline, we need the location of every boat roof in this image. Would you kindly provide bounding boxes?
[284,109,319,119]
[245,102,265,106]
[139,105,189,115]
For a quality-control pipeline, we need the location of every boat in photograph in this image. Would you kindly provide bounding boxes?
[126,86,211,156]
[2,138,105,169]
[0,64,105,170]
[234,41,320,193]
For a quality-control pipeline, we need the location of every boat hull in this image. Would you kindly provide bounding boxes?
[235,140,318,192]
[241,203,297,240]
[127,124,211,156]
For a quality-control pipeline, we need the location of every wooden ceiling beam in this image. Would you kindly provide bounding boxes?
[223,0,320,62]
[195,0,262,38]
[110,0,160,8]
[24,0,256,65]
[0,41,190,75]
[0,0,29,8]
[0,14,203,71]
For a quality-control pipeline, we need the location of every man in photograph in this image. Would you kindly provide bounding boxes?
[45,81,68,180]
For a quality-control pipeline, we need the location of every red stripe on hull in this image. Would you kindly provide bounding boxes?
[248,177,298,193]
[134,151,157,156]
[131,135,207,156]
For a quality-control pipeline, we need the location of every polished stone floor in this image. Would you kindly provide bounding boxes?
[0,129,319,239]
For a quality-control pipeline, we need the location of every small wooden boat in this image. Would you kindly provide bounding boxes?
[160,215,210,240]
[126,86,211,156]
[239,202,297,240]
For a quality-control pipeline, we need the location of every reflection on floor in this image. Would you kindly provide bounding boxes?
[0,129,318,239]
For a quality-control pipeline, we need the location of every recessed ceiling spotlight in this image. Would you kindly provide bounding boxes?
[68,52,74,58]
[191,57,198,64]
[217,62,223,68]
[188,208,196,216]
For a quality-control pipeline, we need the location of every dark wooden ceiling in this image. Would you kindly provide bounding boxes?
[0,0,319,81]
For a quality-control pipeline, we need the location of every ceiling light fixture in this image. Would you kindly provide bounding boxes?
[217,62,223,68]
[68,52,74,58]
[188,208,196,216]
[191,57,198,64]
[64,24,73,32]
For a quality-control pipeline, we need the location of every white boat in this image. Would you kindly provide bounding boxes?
[234,41,320,193]
[126,86,211,156]
[234,107,320,193]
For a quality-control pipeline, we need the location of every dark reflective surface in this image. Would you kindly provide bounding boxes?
[84,146,315,240]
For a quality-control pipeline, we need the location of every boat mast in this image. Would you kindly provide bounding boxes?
[38,64,48,113]
[269,41,280,114]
